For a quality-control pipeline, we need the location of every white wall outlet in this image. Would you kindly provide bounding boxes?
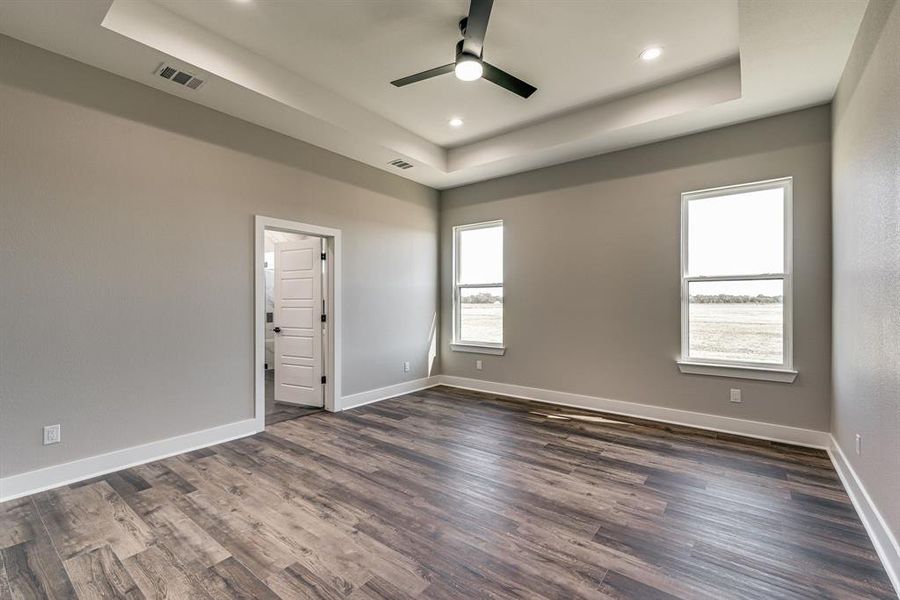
[729,389,742,403]
[476,360,483,370]
[43,424,61,445]
[855,433,862,455]
[403,361,410,373]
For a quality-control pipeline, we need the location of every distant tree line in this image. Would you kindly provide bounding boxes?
[690,294,783,304]
[462,292,504,304]
[463,293,781,304]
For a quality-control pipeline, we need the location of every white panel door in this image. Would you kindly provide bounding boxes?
[274,239,323,407]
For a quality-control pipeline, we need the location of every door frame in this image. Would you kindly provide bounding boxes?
[254,215,342,431]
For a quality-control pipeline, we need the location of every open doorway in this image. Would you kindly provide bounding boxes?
[255,216,342,431]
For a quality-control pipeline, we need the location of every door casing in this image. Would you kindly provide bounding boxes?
[254,215,342,431]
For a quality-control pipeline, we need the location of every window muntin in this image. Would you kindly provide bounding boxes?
[681,178,792,369]
[453,221,503,347]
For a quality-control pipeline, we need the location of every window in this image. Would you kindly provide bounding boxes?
[452,221,504,354]
[678,178,796,382]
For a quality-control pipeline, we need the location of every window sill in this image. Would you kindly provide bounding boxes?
[677,360,797,383]
[451,343,506,356]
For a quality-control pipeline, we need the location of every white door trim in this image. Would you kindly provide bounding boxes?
[255,215,342,431]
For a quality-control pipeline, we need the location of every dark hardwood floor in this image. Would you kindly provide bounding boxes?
[265,370,323,425]
[1,386,894,599]
[266,403,322,426]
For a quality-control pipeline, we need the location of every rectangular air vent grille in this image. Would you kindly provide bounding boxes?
[388,159,413,170]
[156,63,204,90]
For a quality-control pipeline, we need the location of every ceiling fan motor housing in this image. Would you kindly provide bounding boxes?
[455,39,482,64]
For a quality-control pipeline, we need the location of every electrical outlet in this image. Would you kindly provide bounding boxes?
[855,433,862,455]
[476,360,483,370]
[729,388,742,403]
[403,361,410,373]
[43,424,61,445]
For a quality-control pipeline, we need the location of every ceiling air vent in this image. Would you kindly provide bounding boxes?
[388,159,414,170]
[156,63,205,90]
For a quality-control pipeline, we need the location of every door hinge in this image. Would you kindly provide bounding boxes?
[321,252,327,260]
[321,375,327,384]
[321,314,327,323]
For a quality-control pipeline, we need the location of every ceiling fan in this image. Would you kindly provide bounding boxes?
[390,0,537,99]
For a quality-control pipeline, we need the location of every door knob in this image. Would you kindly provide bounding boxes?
[273,326,282,333]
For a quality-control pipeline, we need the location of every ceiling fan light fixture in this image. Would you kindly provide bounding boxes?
[640,46,663,61]
[455,55,483,81]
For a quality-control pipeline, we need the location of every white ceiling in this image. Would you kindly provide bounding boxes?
[0,0,868,189]
[154,0,739,147]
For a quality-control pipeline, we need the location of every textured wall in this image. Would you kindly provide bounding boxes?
[0,36,439,477]
[441,106,833,431]
[831,0,900,553]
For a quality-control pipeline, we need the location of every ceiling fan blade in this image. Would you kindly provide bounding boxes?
[462,0,493,57]
[482,62,537,98]
[391,63,455,87]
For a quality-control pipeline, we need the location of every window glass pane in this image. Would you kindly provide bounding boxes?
[460,287,503,343]
[688,280,783,364]
[459,225,502,284]
[688,187,784,276]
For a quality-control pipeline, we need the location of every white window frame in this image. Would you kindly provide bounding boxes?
[451,220,505,355]
[677,177,797,383]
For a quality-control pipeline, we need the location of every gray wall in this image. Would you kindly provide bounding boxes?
[831,0,900,547]
[0,36,439,477]
[441,106,833,431]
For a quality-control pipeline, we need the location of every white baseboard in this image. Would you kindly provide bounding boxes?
[0,419,259,503]
[341,376,440,410]
[0,374,831,502]
[828,437,900,597]
[2,376,895,596]
[0,375,442,504]
[437,375,831,449]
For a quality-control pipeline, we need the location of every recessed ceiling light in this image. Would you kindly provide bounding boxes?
[449,117,464,128]
[640,47,663,61]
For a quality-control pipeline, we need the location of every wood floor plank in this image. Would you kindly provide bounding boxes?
[121,544,213,600]
[200,557,281,600]
[2,385,894,599]
[598,570,683,600]
[265,560,353,600]
[63,545,144,600]
[33,482,154,562]
[0,550,13,600]
[1,540,77,599]
[0,500,38,550]
[140,505,229,571]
